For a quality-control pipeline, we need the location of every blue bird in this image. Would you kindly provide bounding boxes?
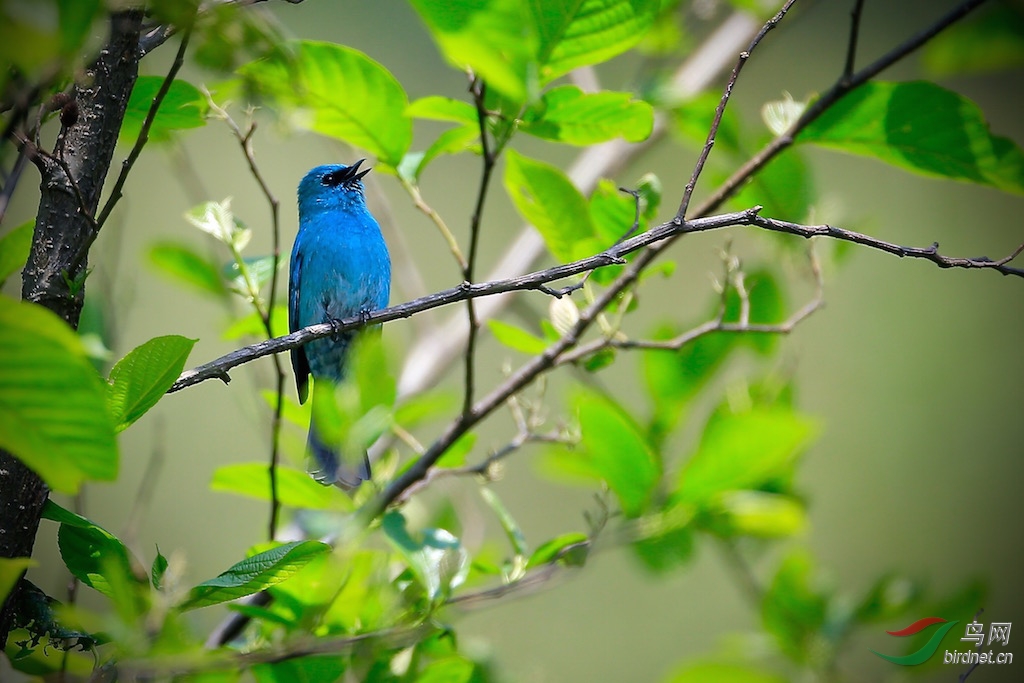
[289,160,391,488]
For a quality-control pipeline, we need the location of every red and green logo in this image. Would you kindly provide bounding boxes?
[872,617,960,665]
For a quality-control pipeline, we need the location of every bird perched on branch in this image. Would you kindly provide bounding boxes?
[289,160,391,488]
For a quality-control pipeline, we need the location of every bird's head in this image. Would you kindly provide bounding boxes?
[297,160,371,216]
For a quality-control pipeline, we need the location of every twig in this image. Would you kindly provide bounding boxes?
[461,77,499,415]
[558,245,824,365]
[93,27,192,230]
[843,0,867,81]
[692,0,991,218]
[675,0,798,220]
[398,176,467,270]
[205,96,286,540]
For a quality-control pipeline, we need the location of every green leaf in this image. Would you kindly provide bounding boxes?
[223,256,281,294]
[350,333,396,414]
[705,491,807,538]
[407,96,478,124]
[575,389,659,517]
[223,305,289,341]
[504,149,599,262]
[239,40,411,167]
[409,124,480,180]
[44,501,144,600]
[382,512,469,602]
[922,5,1024,77]
[253,657,347,683]
[120,77,207,144]
[521,85,653,145]
[670,91,741,153]
[487,319,548,354]
[675,406,816,505]
[151,548,168,591]
[106,335,196,432]
[632,523,693,574]
[799,81,1024,195]
[0,220,33,286]
[589,178,641,245]
[210,463,349,511]
[526,532,588,568]
[184,199,249,247]
[56,0,102,55]
[0,558,35,604]
[665,661,788,683]
[409,0,538,103]
[435,432,476,468]
[393,390,458,429]
[854,573,921,624]
[761,550,830,662]
[479,487,528,557]
[0,296,117,493]
[147,241,227,298]
[642,326,737,438]
[531,0,660,82]
[415,657,474,683]
[180,541,331,610]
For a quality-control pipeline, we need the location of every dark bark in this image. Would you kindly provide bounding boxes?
[0,10,143,649]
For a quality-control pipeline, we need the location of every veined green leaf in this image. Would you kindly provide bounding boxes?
[409,0,538,103]
[43,501,143,599]
[120,77,207,144]
[504,149,599,262]
[211,463,349,511]
[239,41,411,167]
[0,220,33,286]
[106,335,196,432]
[799,81,1024,195]
[180,541,331,610]
[530,0,660,82]
[522,85,653,145]
[0,296,117,493]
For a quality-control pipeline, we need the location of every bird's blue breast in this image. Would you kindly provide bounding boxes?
[289,201,390,397]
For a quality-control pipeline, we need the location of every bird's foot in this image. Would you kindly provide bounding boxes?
[358,306,374,326]
[327,317,346,342]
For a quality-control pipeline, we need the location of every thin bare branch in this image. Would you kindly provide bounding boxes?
[169,205,1022,395]
[675,0,798,220]
[94,28,192,230]
[843,0,867,80]
[205,96,286,540]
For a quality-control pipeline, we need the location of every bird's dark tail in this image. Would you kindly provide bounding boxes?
[306,423,370,490]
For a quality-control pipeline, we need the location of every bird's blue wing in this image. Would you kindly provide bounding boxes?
[288,243,311,404]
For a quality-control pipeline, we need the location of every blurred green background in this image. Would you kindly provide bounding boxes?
[4,0,1023,681]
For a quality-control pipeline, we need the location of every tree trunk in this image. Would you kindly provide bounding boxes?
[0,9,143,649]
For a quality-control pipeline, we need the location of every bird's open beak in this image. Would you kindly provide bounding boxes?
[349,158,371,182]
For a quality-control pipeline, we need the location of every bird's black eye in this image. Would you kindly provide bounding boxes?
[321,170,346,187]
